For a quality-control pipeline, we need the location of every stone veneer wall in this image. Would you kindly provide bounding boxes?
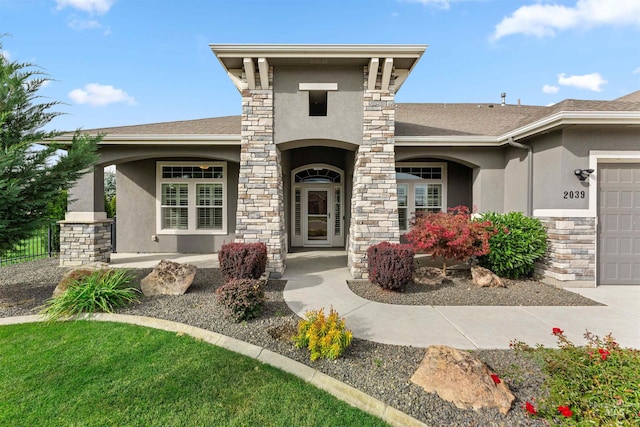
[534,217,596,287]
[59,220,112,267]
[235,66,287,277]
[347,66,400,278]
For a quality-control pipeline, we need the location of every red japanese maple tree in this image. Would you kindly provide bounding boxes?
[404,205,495,276]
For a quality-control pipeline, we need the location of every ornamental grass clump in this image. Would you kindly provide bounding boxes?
[512,328,640,425]
[293,307,353,361]
[404,205,495,276]
[215,278,265,322]
[476,211,547,279]
[41,269,139,321]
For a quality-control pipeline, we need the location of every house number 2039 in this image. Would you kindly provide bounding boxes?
[563,190,586,199]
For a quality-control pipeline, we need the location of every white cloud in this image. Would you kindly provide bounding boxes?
[68,17,102,30]
[492,0,640,40]
[68,83,135,106]
[0,50,10,60]
[55,0,115,15]
[633,67,640,74]
[542,84,559,94]
[403,0,452,9]
[557,72,607,92]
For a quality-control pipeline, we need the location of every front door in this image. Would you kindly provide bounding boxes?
[304,188,331,246]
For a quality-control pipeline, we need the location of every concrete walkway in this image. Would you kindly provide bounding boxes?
[282,250,640,349]
[111,250,640,349]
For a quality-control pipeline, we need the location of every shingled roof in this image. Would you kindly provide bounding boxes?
[82,92,639,139]
[84,115,241,135]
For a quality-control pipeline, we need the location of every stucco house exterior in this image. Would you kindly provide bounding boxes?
[57,44,640,287]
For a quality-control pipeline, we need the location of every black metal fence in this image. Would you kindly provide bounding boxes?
[0,222,60,266]
[111,215,117,253]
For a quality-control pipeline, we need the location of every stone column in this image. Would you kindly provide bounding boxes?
[347,67,400,278]
[59,167,112,266]
[534,217,596,287]
[235,65,286,277]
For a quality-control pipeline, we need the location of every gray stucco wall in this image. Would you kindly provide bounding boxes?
[447,161,472,209]
[116,159,238,253]
[68,167,105,213]
[530,127,639,211]
[273,66,363,145]
[503,146,529,213]
[395,146,505,213]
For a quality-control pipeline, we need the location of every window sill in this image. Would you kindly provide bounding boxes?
[156,229,228,236]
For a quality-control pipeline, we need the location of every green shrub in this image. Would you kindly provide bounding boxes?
[215,278,265,322]
[476,211,547,279]
[293,307,353,361]
[512,329,640,425]
[41,269,139,320]
[367,242,415,292]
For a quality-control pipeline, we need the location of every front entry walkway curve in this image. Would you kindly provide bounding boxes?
[282,251,640,350]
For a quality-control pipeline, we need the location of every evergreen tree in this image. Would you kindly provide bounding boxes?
[0,40,100,256]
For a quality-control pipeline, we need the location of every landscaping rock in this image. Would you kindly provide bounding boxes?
[53,264,110,297]
[413,266,446,286]
[140,260,197,296]
[410,345,515,415]
[471,266,505,288]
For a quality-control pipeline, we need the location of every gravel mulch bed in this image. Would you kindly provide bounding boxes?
[348,267,602,306]
[0,258,553,426]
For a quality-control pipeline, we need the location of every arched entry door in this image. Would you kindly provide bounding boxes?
[291,165,344,247]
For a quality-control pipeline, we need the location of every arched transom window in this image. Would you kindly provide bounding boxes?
[294,168,341,183]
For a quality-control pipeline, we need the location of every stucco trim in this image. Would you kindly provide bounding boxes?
[504,111,640,142]
[533,209,595,218]
[53,135,242,145]
[63,211,108,222]
[395,136,501,146]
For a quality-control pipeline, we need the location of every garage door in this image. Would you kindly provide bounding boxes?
[598,163,640,284]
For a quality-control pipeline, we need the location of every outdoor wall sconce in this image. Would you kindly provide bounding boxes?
[574,168,594,181]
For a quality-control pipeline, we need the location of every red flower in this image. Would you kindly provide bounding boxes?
[552,327,564,336]
[524,401,537,415]
[598,348,610,361]
[558,405,573,417]
[490,374,501,384]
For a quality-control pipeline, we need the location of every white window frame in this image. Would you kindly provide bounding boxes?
[156,161,227,235]
[396,162,448,231]
[290,164,344,247]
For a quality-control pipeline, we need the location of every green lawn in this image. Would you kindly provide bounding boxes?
[0,321,388,427]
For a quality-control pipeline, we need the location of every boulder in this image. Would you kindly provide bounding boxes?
[53,264,110,297]
[471,266,505,288]
[413,266,446,286]
[410,345,515,415]
[140,260,197,296]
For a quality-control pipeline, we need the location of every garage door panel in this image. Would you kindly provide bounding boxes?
[604,191,619,208]
[619,191,633,208]
[619,169,634,183]
[619,214,633,231]
[619,237,632,255]
[603,215,617,231]
[598,163,640,285]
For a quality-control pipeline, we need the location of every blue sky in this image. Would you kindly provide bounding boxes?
[1,0,639,132]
